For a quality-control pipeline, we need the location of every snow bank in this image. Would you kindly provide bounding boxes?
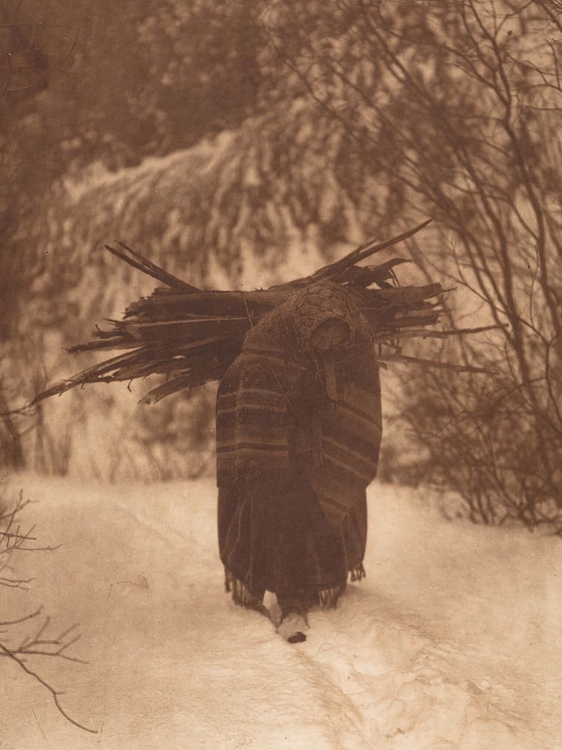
[3,477,561,748]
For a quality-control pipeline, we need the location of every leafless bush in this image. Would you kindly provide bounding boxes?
[396,362,562,530]
[0,485,96,732]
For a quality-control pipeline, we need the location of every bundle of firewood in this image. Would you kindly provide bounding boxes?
[23,219,488,411]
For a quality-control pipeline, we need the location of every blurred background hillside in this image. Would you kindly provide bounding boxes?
[1,0,561,530]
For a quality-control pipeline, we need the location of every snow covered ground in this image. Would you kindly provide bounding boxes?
[2,475,561,749]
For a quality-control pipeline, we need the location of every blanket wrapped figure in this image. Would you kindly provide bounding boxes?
[216,281,382,641]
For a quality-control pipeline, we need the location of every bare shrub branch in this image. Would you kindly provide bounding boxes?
[0,485,97,733]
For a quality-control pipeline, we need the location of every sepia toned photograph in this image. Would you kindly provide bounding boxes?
[1,1,561,748]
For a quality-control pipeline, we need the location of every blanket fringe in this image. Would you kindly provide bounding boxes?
[224,569,263,609]
[318,584,347,609]
[224,563,366,611]
[317,564,366,608]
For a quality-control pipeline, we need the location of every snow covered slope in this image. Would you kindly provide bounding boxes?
[3,476,561,749]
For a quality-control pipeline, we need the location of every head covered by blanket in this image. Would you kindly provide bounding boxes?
[216,281,382,527]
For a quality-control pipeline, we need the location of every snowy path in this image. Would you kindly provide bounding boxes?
[2,476,561,749]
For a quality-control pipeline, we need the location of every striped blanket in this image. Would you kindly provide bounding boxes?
[216,282,382,527]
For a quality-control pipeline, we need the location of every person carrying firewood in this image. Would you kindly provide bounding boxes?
[215,281,382,642]
[6,221,445,641]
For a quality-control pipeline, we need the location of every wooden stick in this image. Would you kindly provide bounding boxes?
[104,244,199,292]
[115,241,201,292]
[270,219,432,289]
